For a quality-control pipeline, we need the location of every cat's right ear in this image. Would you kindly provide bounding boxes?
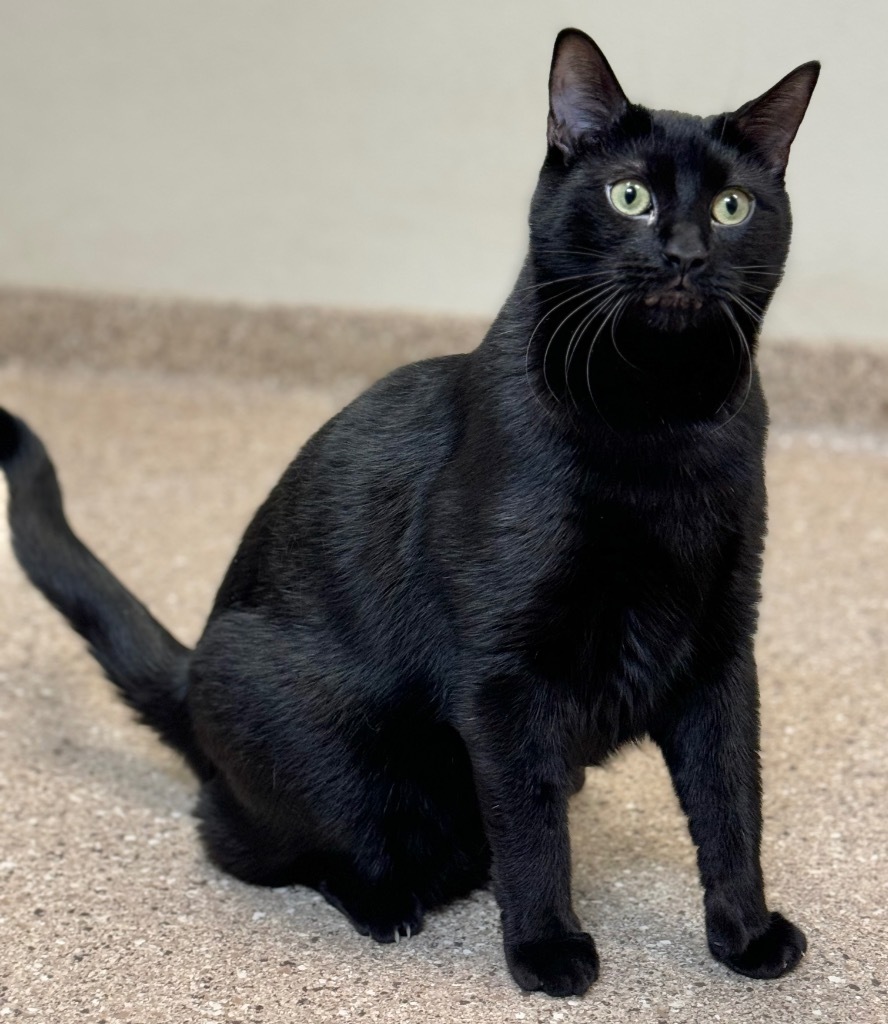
[547,29,629,161]
[729,61,821,178]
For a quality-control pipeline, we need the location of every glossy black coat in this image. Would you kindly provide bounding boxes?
[1,29,819,997]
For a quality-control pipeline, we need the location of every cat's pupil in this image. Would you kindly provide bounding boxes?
[725,194,738,216]
[625,185,637,205]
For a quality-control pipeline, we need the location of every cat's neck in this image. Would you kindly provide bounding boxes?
[482,259,763,434]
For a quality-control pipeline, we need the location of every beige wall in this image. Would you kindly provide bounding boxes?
[0,1,882,345]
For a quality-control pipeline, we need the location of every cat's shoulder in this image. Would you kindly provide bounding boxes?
[364,352,469,401]
[320,351,471,442]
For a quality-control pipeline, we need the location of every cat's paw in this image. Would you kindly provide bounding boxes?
[361,901,424,945]
[710,911,807,979]
[505,932,599,997]
[318,879,424,944]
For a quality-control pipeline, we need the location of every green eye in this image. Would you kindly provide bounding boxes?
[609,180,653,217]
[712,188,753,226]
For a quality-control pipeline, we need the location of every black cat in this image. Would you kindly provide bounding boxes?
[1,29,818,998]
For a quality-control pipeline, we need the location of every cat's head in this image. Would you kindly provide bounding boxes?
[529,29,819,339]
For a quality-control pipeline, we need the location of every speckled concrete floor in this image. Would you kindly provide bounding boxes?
[0,300,886,1024]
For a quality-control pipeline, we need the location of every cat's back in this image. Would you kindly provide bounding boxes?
[210,352,470,620]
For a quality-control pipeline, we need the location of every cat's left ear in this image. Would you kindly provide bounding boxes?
[547,29,629,161]
[730,61,821,178]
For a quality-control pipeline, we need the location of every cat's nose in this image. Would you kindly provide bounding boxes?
[663,224,707,277]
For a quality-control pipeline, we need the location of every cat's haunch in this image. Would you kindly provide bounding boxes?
[1,28,818,998]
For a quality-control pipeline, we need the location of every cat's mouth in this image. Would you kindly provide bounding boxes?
[643,284,703,312]
[639,280,707,331]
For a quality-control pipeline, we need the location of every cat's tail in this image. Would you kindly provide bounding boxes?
[0,408,211,779]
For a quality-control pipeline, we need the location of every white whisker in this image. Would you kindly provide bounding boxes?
[712,300,753,431]
[533,247,610,258]
[729,291,765,324]
[517,269,622,297]
[610,296,638,370]
[542,282,620,400]
[561,285,623,412]
[583,295,626,430]
[524,281,616,411]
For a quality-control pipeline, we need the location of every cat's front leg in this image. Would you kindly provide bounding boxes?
[650,650,807,979]
[460,682,599,997]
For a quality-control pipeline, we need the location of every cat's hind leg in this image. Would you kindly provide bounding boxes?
[188,610,438,940]
[309,740,489,944]
[195,774,317,888]
[315,866,425,944]
[197,769,427,941]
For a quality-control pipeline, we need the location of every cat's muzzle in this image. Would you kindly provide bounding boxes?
[643,288,704,312]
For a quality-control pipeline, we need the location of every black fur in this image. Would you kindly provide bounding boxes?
[1,30,818,997]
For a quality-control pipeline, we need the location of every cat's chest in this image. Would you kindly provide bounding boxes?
[511,467,742,681]
[530,486,735,758]
[536,468,734,598]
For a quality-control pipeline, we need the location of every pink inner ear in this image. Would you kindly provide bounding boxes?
[552,81,598,135]
[732,62,819,175]
[548,30,628,155]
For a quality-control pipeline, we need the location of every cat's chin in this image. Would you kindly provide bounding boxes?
[635,288,710,334]
[643,290,703,314]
